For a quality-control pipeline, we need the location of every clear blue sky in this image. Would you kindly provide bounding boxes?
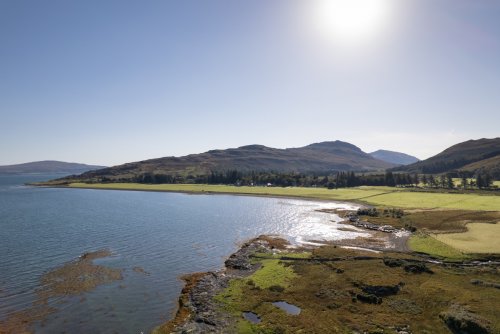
[1,0,499,166]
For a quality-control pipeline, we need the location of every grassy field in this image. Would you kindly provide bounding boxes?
[67,183,500,211]
[435,223,500,253]
[408,234,469,260]
[358,209,500,257]
[215,246,500,333]
[68,183,390,201]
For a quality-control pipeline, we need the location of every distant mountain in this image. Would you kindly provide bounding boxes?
[62,141,395,183]
[369,150,419,166]
[392,138,500,178]
[0,161,107,174]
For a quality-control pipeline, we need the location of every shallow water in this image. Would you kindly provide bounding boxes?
[242,311,261,324]
[0,174,365,333]
[272,301,301,315]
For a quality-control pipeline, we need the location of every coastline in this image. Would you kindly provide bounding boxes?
[24,182,500,332]
[31,182,500,211]
[154,234,499,334]
[33,183,373,207]
[152,236,300,334]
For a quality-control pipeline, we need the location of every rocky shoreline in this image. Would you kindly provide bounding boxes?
[153,217,499,334]
[154,236,286,334]
[154,213,414,334]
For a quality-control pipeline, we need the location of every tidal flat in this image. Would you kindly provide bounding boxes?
[0,250,122,334]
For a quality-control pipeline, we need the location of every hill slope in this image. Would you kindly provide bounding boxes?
[392,138,500,178]
[369,150,419,165]
[67,141,394,182]
[0,161,106,174]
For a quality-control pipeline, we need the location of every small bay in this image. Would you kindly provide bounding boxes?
[0,174,365,333]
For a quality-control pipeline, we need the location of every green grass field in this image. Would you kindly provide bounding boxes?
[68,183,500,211]
[435,223,500,253]
[408,234,469,260]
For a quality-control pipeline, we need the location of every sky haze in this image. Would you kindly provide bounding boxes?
[1,0,499,166]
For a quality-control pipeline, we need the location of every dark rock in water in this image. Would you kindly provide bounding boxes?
[224,239,268,270]
[224,253,251,270]
[440,304,492,334]
[404,263,433,274]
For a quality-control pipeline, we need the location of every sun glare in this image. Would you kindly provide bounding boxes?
[312,0,392,44]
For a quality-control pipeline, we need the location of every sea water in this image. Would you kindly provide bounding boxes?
[0,174,366,333]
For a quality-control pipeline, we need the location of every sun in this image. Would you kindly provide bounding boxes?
[312,0,392,44]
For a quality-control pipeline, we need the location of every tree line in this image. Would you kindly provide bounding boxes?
[108,170,494,190]
[105,170,493,189]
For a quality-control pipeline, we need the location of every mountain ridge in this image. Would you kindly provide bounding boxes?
[392,137,500,178]
[369,150,419,165]
[66,141,395,182]
[0,160,107,174]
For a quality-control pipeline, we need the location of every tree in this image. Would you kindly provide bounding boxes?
[385,171,396,187]
[421,174,428,187]
[460,175,468,189]
[484,173,493,188]
[476,174,483,189]
[413,174,419,186]
[428,175,436,188]
[446,174,454,189]
[440,175,446,188]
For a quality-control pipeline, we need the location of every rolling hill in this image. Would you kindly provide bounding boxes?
[0,161,106,174]
[63,141,394,183]
[392,138,500,178]
[369,150,419,165]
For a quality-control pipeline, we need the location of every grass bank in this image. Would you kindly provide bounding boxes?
[408,234,469,260]
[66,183,500,211]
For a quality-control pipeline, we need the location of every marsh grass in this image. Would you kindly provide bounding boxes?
[217,247,500,333]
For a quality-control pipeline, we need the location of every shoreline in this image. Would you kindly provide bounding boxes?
[32,183,372,207]
[152,221,415,334]
[152,234,500,334]
[152,236,300,334]
[31,182,500,211]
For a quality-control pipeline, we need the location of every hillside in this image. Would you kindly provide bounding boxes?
[369,150,419,165]
[392,138,500,178]
[0,161,106,174]
[63,141,394,183]
[460,155,500,177]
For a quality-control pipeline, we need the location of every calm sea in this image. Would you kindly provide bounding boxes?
[0,174,365,333]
